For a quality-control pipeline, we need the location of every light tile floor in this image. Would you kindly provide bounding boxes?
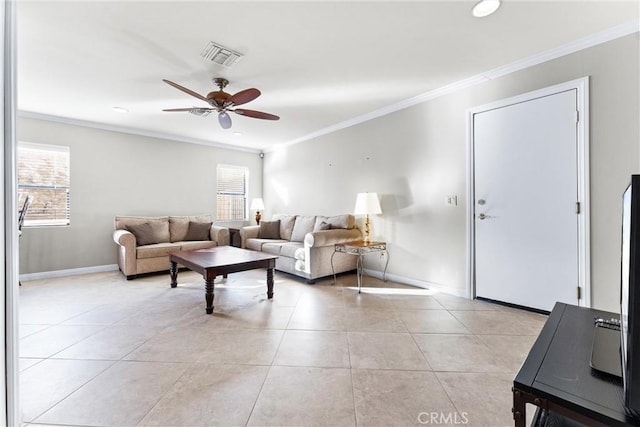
[18,269,546,426]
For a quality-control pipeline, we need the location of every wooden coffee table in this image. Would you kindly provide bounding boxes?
[169,246,278,314]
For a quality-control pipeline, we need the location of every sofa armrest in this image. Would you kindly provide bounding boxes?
[113,229,137,277]
[239,225,260,248]
[304,228,362,248]
[210,225,230,246]
[113,229,136,249]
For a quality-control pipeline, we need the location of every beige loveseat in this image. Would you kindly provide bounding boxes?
[113,215,229,279]
[240,214,361,283]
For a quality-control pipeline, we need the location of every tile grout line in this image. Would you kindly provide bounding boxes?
[243,323,288,427]
[27,359,117,425]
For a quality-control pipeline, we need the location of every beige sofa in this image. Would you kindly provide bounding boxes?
[240,214,361,283]
[113,215,229,279]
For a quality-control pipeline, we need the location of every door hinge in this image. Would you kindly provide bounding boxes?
[575,110,580,123]
[577,286,582,300]
[576,202,581,214]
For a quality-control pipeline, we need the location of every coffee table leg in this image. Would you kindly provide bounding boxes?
[205,277,215,314]
[170,261,178,288]
[267,268,274,299]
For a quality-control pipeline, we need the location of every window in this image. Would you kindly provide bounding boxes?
[216,164,248,221]
[17,142,70,227]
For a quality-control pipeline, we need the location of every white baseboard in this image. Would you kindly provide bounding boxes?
[19,264,468,299]
[362,268,468,299]
[20,264,119,281]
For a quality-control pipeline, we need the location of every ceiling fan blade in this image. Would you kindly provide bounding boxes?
[227,88,261,107]
[219,112,232,129]
[162,79,209,103]
[234,108,280,121]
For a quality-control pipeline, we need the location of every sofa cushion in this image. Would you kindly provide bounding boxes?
[290,215,316,242]
[246,238,288,252]
[280,242,304,259]
[169,215,212,242]
[179,240,218,251]
[116,216,170,243]
[273,214,297,240]
[261,243,283,256]
[136,242,181,259]
[258,220,281,239]
[184,221,211,241]
[126,223,157,246]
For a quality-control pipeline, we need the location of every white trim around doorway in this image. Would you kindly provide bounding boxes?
[466,77,591,308]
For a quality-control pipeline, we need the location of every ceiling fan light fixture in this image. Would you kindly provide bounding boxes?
[162,78,279,128]
[219,112,232,129]
[472,0,501,17]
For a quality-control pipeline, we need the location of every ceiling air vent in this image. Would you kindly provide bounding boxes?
[200,41,243,68]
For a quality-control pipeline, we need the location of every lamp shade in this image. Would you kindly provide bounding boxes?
[354,192,382,215]
[250,198,265,210]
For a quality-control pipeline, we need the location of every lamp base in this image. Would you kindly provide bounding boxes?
[363,214,371,244]
[255,211,262,225]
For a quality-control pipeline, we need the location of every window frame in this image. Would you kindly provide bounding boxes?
[216,164,249,222]
[17,141,71,228]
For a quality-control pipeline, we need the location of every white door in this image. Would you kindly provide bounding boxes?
[474,89,579,312]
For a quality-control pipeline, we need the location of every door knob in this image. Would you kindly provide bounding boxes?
[478,199,486,205]
[478,213,495,220]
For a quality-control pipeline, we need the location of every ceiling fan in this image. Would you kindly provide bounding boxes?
[162,77,280,129]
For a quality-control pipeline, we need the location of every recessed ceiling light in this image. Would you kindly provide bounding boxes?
[472,0,501,17]
[112,106,129,113]
[233,132,242,136]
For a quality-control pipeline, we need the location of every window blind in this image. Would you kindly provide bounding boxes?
[216,165,248,221]
[17,142,70,226]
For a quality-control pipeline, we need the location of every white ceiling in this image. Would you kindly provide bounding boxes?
[16,1,639,152]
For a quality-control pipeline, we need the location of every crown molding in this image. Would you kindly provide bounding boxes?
[271,20,639,152]
[17,111,261,154]
[18,20,639,155]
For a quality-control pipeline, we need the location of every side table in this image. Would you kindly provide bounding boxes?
[228,228,241,248]
[331,240,389,293]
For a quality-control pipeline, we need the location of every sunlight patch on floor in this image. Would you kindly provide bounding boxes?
[347,286,438,296]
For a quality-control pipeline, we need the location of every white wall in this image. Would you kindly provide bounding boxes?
[17,117,263,274]
[264,34,640,312]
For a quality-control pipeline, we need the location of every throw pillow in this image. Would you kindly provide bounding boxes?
[184,221,211,241]
[317,221,332,231]
[273,214,296,240]
[259,220,281,239]
[126,222,157,246]
[290,215,316,242]
[326,214,355,229]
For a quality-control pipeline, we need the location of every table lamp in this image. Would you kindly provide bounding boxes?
[250,198,265,225]
[354,192,382,244]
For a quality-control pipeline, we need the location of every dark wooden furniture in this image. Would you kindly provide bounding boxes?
[513,302,640,426]
[228,227,241,248]
[169,246,277,314]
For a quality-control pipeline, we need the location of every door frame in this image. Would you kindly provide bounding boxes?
[466,77,591,307]
[3,0,20,424]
